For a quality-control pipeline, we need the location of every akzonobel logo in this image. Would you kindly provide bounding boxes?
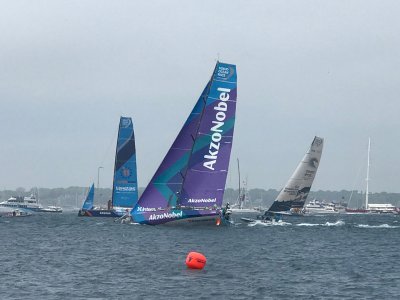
[203,86,231,171]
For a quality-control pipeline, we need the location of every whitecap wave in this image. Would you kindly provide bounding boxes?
[297,223,320,227]
[324,220,345,226]
[296,220,345,227]
[356,224,399,229]
[248,220,292,227]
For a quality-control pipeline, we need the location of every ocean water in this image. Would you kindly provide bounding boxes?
[1,213,400,299]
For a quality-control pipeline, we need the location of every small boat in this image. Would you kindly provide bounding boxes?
[303,199,339,214]
[79,116,139,217]
[41,205,63,213]
[131,61,237,225]
[0,207,32,217]
[241,136,324,223]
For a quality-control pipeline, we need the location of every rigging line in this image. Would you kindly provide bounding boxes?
[177,64,218,204]
[99,126,119,168]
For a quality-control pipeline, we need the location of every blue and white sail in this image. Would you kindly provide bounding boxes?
[82,183,95,210]
[111,117,139,209]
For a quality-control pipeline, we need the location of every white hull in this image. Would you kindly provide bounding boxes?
[304,208,339,215]
[40,206,63,213]
[0,207,32,217]
[0,195,43,212]
[162,215,220,226]
[229,208,259,213]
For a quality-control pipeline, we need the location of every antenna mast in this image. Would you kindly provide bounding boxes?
[237,158,241,208]
[365,138,370,209]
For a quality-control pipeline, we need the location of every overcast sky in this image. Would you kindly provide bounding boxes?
[1,0,399,193]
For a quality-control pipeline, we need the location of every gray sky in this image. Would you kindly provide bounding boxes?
[1,0,399,193]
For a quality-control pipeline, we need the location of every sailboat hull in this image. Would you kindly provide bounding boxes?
[78,209,122,217]
[345,208,370,214]
[131,209,221,226]
[229,208,259,213]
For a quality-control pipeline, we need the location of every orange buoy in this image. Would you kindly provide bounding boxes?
[186,252,207,270]
[216,218,221,226]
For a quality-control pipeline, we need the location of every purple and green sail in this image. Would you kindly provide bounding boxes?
[111,117,139,208]
[133,62,237,219]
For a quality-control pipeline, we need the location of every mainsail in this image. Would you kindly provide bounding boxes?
[268,136,324,212]
[111,117,139,208]
[133,62,237,216]
[82,183,95,210]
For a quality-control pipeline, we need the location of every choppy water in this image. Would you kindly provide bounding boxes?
[1,213,400,299]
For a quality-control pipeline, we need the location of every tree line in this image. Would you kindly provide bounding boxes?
[1,187,399,209]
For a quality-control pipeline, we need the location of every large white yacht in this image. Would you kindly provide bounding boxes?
[0,195,43,212]
[0,195,62,213]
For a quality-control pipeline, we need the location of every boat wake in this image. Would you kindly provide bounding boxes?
[355,224,399,229]
[325,220,345,226]
[247,220,292,227]
[297,220,345,227]
[296,223,320,227]
[128,222,141,225]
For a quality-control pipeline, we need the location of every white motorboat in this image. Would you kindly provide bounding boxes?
[0,207,32,217]
[41,205,63,213]
[303,199,339,214]
[0,195,62,213]
[0,195,44,212]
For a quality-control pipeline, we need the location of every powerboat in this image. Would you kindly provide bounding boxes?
[0,195,43,212]
[41,205,63,213]
[303,199,339,214]
[0,207,32,217]
[0,195,62,213]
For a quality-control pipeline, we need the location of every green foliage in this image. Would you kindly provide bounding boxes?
[0,187,398,208]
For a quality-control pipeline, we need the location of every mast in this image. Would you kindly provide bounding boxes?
[111,121,121,208]
[365,138,370,209]
[237,158,241,209]
[177,63,218,207]
[243,176,248,208]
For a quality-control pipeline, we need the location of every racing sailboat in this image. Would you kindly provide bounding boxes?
[80,183,94,211]
[130,61,237,225]
[241,136,324,223]
[79,117,139,217]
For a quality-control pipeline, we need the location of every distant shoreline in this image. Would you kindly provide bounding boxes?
[1,187,399,208]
